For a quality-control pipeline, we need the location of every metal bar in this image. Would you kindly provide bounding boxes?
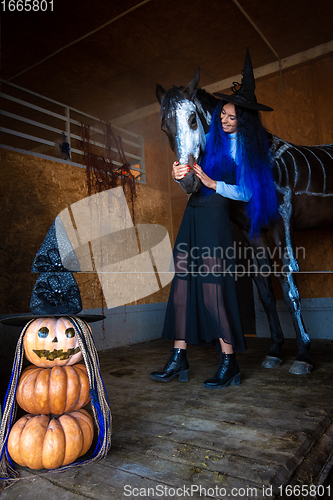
[70,147,123,166]
[0,143,85,168]
[0,108,143,165]
[71,147,142,172]
[0,127,56,147]
[1,80,71,107]
[68,116,140,139]
[119,137,141,148]
[65,107,71,148]
[138,136,145,175]
[1,80,141,138]
[0,93,67,121]
[69,119,105,135]
[0,80,145,181]
[70,132,142,161]
[71,144,140,163]
[0,110,64,135]
[69,118,140,147]
[71,147,85,155]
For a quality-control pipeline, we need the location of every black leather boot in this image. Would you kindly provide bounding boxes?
[151,348,189,382]
[203,353,240,389]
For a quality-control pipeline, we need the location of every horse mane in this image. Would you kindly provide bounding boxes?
[195,88,219,115]
[159,86,186,119]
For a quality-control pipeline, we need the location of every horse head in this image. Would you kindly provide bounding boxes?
[156,68,217,165]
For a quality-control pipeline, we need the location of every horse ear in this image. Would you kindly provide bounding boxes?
[184,67,200,98]
[156,84,166,104]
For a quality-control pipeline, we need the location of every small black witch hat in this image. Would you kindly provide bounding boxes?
[214,48,273,112]
[1,219,104,326]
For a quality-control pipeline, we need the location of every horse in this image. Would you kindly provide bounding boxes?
[156,68,333,375]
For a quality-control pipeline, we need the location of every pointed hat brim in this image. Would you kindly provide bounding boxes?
[213,92,273,112]
[0,313,106,327]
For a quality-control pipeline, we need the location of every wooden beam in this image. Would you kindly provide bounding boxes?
[111,41,333,127]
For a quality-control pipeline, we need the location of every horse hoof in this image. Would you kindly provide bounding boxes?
[289,360,313,375]
[261,356,283,369]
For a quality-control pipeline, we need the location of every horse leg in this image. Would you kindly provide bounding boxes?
[240,229,285,367]
[270,187,313,374]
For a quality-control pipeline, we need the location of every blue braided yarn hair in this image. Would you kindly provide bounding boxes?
[200,101,279,238]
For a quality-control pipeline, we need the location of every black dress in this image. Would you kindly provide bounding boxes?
[162,190,246,353]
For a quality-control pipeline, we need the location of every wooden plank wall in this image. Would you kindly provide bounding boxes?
[0,144,172,314]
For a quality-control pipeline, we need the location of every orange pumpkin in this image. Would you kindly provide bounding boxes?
[7,409,94,470]
[16,364,90,415]
[23,317,83,367]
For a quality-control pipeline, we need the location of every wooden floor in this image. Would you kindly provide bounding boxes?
[2,337,333,500]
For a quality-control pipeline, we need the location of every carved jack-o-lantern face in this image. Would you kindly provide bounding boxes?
[23,317,83,367]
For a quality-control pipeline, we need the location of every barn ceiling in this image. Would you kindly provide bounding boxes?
[1,0,333,124]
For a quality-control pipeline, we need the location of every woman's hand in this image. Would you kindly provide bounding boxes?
[193,164,217,190]
[172,161,190,180]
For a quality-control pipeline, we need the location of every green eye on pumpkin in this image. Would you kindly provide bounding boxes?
[65,327,75,338]
[38,327,49,338]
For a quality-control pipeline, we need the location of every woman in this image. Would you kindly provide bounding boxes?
[151,49,278,389]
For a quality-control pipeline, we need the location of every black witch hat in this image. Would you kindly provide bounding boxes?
[1,219,104,326]
[214,48,273,112]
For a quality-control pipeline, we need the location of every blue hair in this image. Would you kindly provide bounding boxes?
[200,102,279,238]
[200,104,237,195]
[235,105,279,238]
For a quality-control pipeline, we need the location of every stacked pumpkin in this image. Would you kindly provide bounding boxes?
[7,318,94,470]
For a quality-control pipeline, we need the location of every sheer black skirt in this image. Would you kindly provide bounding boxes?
[162,191,246,353]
